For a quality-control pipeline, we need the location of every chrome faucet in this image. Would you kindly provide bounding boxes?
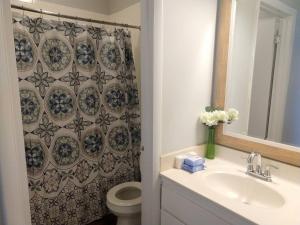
[246,152,277,182]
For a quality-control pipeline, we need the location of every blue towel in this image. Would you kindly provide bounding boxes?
[184,156,205,167]
[182,163,205,173]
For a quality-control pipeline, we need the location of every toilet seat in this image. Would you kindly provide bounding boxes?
[107,182,141,225]
[107,182,141,207]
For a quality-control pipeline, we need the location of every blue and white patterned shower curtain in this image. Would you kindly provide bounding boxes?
[13,14,141,225]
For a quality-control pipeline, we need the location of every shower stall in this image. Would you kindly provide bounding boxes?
[0,0,142,224]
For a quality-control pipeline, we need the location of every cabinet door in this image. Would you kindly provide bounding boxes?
[162,186,230,225]
[161,210,185,225]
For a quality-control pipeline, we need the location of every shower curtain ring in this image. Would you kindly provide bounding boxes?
[57,13,61,22]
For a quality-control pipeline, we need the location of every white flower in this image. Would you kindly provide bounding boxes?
[200,111,218,127]
[214,110,229,123]
[200,107,239,127]
[227,108,239,121]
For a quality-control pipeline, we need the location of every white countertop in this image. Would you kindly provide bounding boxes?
[160,146,300,225]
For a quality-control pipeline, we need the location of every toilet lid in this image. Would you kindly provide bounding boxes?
[107,182,141,207]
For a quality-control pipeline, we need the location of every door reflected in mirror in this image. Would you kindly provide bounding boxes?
[224,0,300,147]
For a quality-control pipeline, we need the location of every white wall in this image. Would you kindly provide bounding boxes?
[140,0,163,223]
[12,0,109,20]
[39,0,140,15]
[283,13,300,146]
[279,0,300,147]
[161,0,217,154]
[39,0,109,14]
[248,17,277,139]
[109,0,140,14]
[280,0,300,11]
[224,0,259,135]
[0,0,32,224]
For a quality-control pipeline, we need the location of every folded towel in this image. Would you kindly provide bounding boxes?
[184,155,205,167]
[182,163,205,173]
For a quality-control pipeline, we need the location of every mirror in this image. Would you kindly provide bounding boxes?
[225,0,299,146]
[214,0,300,166]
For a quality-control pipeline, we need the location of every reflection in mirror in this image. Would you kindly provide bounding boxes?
[225,0,300,147]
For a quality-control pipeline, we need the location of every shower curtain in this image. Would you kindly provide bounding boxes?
[13,14,141,225]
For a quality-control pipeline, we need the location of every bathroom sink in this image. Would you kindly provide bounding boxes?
[204,171,285,208]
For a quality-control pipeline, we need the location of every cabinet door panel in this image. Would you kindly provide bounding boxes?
[161,210,185,225]
[162,186,230,225]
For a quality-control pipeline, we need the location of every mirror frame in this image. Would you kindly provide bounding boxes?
[213,0,300,167]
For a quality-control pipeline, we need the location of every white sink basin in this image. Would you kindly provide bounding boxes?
[204,171,285,208]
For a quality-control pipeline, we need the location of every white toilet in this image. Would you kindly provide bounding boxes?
[106,182,141,225]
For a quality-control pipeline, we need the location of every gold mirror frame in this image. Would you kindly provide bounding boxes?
[213,0,300,166]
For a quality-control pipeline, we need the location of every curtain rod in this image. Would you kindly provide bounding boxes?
[11,4,141,30]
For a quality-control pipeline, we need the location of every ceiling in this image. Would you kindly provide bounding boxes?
[39,0,139,15]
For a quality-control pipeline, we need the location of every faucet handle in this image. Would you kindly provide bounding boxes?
[247,152,256,163]
[255,154,262,174]
[264,164,279,178]
[245,152,256,173]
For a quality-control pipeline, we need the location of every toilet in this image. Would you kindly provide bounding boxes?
[106,182,141,225]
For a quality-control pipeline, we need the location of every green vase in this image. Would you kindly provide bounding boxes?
[205,126,216,159]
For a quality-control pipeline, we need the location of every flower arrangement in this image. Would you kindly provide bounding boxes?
[200,107,239,127]
[200,106,239,159]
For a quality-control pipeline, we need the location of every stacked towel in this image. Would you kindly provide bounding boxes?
[182,155,205,173]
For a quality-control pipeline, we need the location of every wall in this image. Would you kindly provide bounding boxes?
[280,0,300,11]
[224,0,259,135]
[283,13,300,146]
[161,0,217,154]
[109,0,140,14]
[39,0,109,14]
[11,0,109,20]
[140,0,163,223]
[38,0,140,15]
[248,16,277,139]
[0,0,32,224]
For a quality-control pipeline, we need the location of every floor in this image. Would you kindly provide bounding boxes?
[88,215,117,225]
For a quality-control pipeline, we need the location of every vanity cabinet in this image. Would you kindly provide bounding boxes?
[161,210,185,225]
[161,177,255,225]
